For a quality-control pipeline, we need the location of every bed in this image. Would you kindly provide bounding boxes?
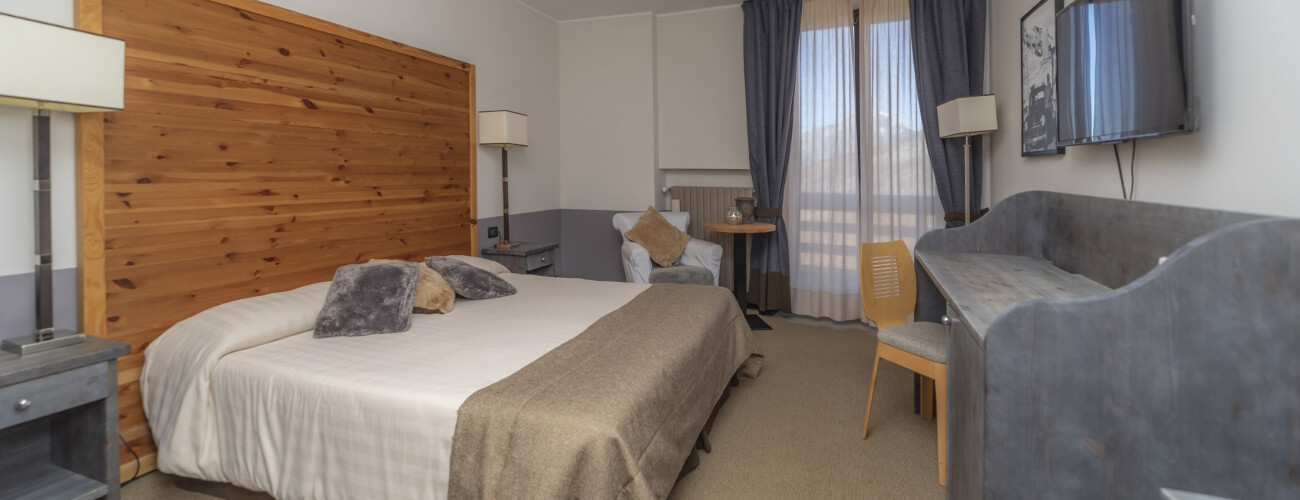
[76,0,750,488]
[141,269,758,500]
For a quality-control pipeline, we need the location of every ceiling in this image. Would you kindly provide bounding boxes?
[517,0,740,21]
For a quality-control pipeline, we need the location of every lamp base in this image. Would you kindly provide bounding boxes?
[493,242,520,250]
[2,330,86,356]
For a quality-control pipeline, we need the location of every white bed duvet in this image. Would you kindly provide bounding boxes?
[141,273,650,500]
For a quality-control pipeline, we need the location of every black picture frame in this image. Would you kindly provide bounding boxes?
[1020,0,1065,156]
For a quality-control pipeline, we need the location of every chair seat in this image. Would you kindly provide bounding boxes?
[648,265,714,285]
[877,322,948,364]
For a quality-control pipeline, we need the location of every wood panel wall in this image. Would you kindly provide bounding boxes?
[77,0,477,478]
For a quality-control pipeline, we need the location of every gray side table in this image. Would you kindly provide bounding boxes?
[0,337,130,500]
[480,242,558,276]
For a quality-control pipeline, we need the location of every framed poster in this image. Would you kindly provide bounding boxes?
[1021,0,1065,156]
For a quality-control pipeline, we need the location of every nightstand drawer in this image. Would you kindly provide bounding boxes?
[481,242,559,275]
[526,250,555,271]
[0,362,110,429]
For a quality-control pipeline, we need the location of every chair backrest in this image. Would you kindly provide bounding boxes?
[612,211,690,236]
[859,240,917,329]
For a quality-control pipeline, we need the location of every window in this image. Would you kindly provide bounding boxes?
[787,0,941,321]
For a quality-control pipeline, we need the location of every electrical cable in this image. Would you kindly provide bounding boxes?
[1129,140,1138,199]
[1112,140,1139,200]
[120,433,142,485]
[1113,144,1128,200]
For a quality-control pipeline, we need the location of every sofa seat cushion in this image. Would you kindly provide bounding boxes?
[648,266,714,285]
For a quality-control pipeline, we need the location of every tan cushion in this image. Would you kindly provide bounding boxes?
[369,259,455,314]
[624,207,692,268]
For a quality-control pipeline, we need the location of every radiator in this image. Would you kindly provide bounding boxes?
[669,186,754,290]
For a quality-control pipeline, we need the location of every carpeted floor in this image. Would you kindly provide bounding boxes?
[123,314,944,500]
[669,314,945,499]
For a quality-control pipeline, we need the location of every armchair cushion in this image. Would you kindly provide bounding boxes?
[613,211,689,234]
[649,266,714,285]
[624,207,692,268]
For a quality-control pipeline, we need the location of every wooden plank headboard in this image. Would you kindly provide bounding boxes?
[74,0,477,476]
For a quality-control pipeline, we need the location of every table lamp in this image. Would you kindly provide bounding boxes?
[0,13,125,355]
[478,110,528,249]
[937,95,997,225]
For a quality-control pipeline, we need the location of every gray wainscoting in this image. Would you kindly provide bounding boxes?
[479,209,627,282]
[477,208,561,267]
[0,210,627,340]
[0,268,79,337]
[559,209,626,282]
[0,209,651,338]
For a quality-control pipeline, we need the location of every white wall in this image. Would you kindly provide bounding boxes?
[989,0,1300,218]
[658,5,752,192]
[556,5,752,213]
[0,1,78,276]
[264,0,561,220]
[558,13,659,211]
[656,6,750,171]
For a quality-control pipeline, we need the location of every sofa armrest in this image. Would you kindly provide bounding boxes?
[621,240,653,283]
[679,238,723,286]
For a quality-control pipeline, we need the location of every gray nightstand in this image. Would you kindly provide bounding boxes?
[0,337,130,500]
[480,242,558,276]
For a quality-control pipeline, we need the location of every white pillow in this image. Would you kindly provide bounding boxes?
[446,255,512,275]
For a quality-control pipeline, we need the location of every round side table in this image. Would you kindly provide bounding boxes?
[703,221,776,331]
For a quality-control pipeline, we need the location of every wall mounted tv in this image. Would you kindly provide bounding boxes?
[1056,0,1196,146]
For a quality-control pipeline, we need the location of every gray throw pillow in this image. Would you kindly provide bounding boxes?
[315,262,419,338]
[425,256,517,299]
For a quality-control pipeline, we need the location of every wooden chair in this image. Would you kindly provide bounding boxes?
[859,240,949,486]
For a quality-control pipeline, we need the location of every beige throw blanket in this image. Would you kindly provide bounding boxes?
[448,284,758,499]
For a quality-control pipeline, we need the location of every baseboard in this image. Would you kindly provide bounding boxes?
[121,451,157,484]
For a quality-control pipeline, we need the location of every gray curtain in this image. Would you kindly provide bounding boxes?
[742,0,801,313]
[910,0,988,228]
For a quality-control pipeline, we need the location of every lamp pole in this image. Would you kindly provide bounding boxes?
[34,109,53,339]
[497,147,513,249]
[2,109,87,355]
[964,135,972,225]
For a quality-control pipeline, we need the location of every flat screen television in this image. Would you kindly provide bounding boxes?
[1056,0,1196,146]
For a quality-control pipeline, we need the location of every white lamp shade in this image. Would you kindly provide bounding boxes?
[0,13,125,113]
[937,94,997,138]
[478,110,528,148]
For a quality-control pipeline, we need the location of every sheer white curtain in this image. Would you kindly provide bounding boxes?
[786,0,859,321]
[788,0,941,322]
[860,0,943,249]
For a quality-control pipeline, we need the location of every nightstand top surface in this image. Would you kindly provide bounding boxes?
[0,337,130,387]
[480,242,558,257]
